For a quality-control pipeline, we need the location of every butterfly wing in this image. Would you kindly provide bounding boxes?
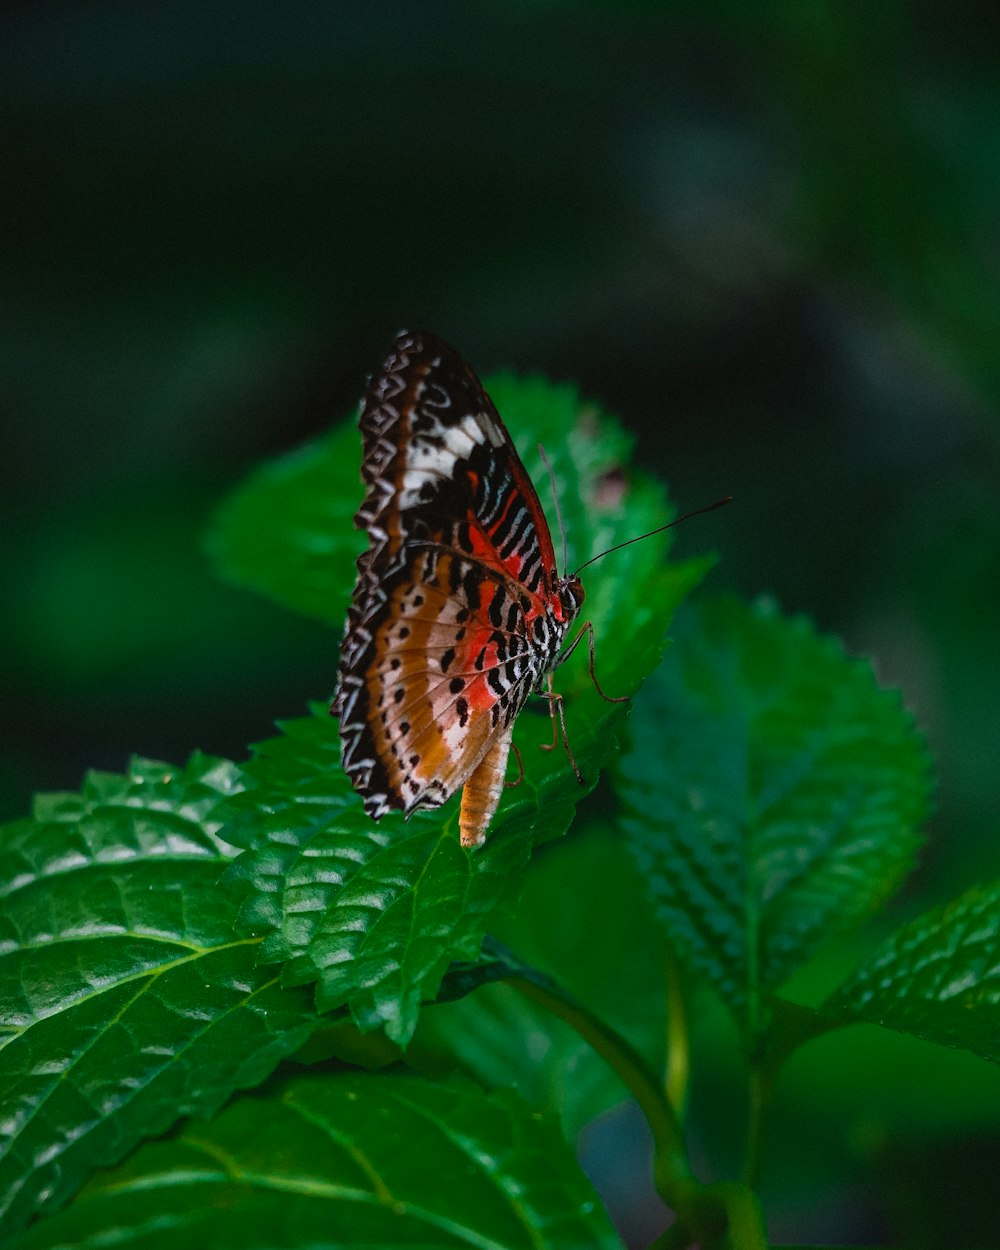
[337,546,537,818]
[334,330,562,823]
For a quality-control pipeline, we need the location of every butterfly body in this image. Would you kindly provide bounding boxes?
[333,331,586,847]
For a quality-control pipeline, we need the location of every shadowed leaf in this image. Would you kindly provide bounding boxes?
[9,1072,622,1250]
[618,595,931,1039]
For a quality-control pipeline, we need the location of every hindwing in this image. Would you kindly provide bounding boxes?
[337,547,541,818]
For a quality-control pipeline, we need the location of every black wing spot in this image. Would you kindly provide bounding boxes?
[449,676,465,694]
[462,566,483,611]
[487,584,505,628]
[440,647,456,672]
[456,697,469,727]
[399,720,410,735]
[394,687,405,703]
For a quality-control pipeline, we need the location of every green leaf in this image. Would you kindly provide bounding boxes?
[9,1071,621,1250]
[826,879,1000,1063]
[617,594,931,1039]
[213,375,708,1047]
[207,421,363,627]
[418,823,670,1135]
[222,710,541,1046]
[0,755,320,1242]
[221,702,638,1048]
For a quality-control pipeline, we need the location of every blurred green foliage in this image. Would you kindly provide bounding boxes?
[3,1,999,1243]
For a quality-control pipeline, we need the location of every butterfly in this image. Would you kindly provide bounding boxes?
[331,329,623,848]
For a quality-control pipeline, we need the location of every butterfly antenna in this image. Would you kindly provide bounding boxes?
[538,443,569,578]
[573,496,733,575]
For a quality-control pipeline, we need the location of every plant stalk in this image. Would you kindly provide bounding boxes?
[510,973,692,1188]
[664,945,689,1117]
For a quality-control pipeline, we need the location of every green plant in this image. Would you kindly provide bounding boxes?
[3,373,991,1250]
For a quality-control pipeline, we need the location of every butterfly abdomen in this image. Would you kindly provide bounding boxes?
[458,728,515,847]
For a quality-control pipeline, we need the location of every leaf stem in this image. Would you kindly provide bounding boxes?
[743,1060,766,1189]
[509,973,692,1189]
[703,1182,768,1250]
[664,946,689,1117]
[499,952,768,1246]
[646,1182,767,1250]
[741,998,847,1188]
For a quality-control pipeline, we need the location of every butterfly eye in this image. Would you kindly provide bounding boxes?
[559,576,585,615]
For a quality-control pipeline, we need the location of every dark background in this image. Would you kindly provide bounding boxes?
[3,2,999,1243]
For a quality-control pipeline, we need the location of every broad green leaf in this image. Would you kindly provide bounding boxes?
[826,879,1000,1063]
[220,695,649,1049]
[10,1071,621,1250]
[618,595,931,1038]
[222,710,546,1048]
[418,822,670,1135]
[0,755,319,1242]
[214,376,707,1047]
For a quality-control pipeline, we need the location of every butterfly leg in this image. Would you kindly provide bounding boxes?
[537,675,585,786]
[557,620,629,704]
[504,742,525,788]
[539,672,560,753]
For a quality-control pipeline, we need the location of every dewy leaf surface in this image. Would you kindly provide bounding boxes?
[221,684,667,1049]
[215,375,706,1046]
[10,1071,622,1250]
[618,595,931,1036]
[827,879,1000,1063]
[0,755,319,1242]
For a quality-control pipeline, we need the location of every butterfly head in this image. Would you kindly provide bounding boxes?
[555,573,586,624]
